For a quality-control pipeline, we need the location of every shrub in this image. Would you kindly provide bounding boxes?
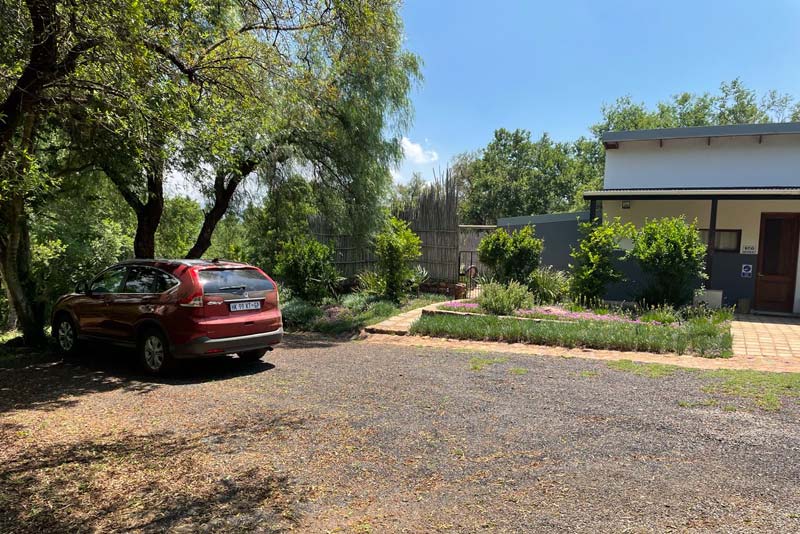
[280,299,323,330]
[375,216,422,300]
[638,304,680,325]
[340,292,376,313]
[628,217,707,307]
[356,270,387,296]
[528,266,570,304]
[569,219,633,301]
[411,313,732,357]
[477,226,543,283]
[408,265,429,295]
[274,235,342,303]
[477,281,533,315]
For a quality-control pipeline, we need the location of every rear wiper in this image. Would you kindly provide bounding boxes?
[219,285,246,291]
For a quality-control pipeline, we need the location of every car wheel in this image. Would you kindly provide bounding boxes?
[138,329,172,375]
[239,348,268,362]
[54,315,79,356]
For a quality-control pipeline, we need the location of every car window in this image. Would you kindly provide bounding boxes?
[122,267,158,294]
[122,267,179,294]
[90,267,126,294]
[153,269,180,293]
[198,268,274,295]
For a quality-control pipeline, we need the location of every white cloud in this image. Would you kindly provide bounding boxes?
[390,168,403,183]
[401,136,438,164]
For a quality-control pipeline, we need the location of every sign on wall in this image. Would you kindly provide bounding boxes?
[741,264,753,278]
[742,244,757,255]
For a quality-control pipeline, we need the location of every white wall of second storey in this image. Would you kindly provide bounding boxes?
[604,134,800,190]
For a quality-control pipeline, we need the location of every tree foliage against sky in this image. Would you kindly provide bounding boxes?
[458,78,800,224]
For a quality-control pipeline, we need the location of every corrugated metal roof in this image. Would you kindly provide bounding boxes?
[497,211,589,226]
[584,187,800,199]
[601,122,800,143]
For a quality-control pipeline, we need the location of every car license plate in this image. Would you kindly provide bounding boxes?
[229,300,261,312]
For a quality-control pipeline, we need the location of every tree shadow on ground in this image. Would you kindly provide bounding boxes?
[0,414,306,533]
[0,340,276,414]
[278,333,347,350]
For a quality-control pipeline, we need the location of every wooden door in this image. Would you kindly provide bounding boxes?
[754,213,800,313]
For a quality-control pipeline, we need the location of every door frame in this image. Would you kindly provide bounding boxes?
[753,212,800,313]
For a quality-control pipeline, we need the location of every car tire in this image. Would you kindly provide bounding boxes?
[138,328,172,375]
[238,348,268,362]
[54,315,79,357]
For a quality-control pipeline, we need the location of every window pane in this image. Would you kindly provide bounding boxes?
[698,229,738,252]
[153,270,179,293]
[199,268,274,294]
[716,231,739,252]
[90,268,126,294]
[123,267,159,294]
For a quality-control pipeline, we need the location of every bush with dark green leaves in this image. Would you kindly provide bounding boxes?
[274,236,342,303]
[569,219,633,301]
[477,226,543,283]
[628,217,707,307]
[375,216,422,300]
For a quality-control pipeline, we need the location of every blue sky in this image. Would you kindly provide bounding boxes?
[394,0,800,183]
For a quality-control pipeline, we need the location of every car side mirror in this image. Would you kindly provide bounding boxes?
[75,281,90,294]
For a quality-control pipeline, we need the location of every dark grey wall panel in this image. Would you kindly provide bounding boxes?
[499,219,584,271]
[498,214,757,307]
[709,253,756,306]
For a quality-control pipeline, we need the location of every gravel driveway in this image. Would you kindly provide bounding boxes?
[1,335,798,533]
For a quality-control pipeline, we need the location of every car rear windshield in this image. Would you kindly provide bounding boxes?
[198,268,275,295]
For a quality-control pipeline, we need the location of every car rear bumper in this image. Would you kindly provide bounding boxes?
[174,327,283,358]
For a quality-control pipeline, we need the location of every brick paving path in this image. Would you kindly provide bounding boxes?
[363,303,441,335]
[366,306,800,373]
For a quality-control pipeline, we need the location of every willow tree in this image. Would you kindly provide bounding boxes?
[174,0,420,258]
[0,0,146,343]
[0,0,419,343]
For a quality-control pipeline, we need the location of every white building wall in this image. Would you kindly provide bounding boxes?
[604,134,800,190]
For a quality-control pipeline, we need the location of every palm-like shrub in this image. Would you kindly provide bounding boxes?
[528,266,570,304]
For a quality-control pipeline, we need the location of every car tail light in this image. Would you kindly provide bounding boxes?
[179,269,204,307]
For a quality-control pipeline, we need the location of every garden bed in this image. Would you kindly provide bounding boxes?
[281,293,447,335]
[412,307,733,358]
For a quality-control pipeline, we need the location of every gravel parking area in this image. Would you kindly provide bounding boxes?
[1,336,799,532]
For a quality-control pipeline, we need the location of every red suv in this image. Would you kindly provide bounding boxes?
[51,259,283,374]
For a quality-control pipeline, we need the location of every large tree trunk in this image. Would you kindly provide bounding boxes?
[0,196,45,344]
[0,110,45,344]
[5,285,18,331]
[104,155,165,259]
[185,159,257,259]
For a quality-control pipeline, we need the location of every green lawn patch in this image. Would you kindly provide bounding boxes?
[410,312,732,357]
[469,356,507,371]
[606,360,681,378]
[701,369,800,411]
[604,360,800,411]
